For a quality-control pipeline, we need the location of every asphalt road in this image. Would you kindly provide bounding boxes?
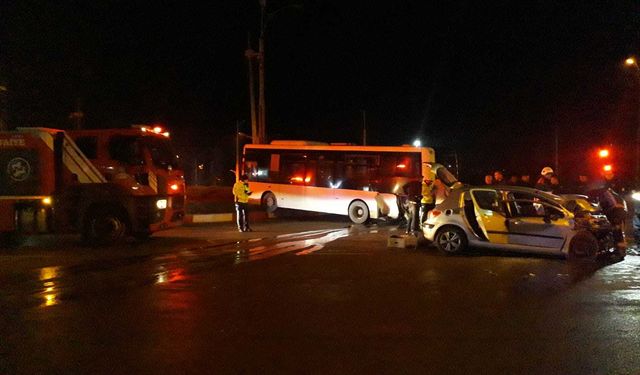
[1,217,639,374]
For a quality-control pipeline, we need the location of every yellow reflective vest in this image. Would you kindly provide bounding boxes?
[421,181,434,204]
[233,181,251,203]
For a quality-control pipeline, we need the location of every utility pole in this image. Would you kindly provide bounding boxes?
[68,98,84,130]
[244,34,259,144]
[258,0,267,144]
[554,124,559,176]
[0,84,7,131]
[361,109,367,145]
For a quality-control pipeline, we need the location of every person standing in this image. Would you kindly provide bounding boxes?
[535,167,554,192]
[508,175,520,185]
[420,174,436,223]
[575,174,590,194]
[402,178,423,235]
[549,175,564,194]
[519,174,532,187]
[232,174,253,232]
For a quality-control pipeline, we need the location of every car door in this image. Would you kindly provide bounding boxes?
[469,189,509,245]
[504,191,569,250]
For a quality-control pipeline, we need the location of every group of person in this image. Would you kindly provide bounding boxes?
[483,167,611,196]
[401,173,441,235]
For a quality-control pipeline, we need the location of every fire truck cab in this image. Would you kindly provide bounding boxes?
[0,125,185,246]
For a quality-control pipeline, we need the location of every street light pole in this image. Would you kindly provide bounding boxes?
[258,0,267,144]
[625,56,640,185]
[0,84,7,131]
[245,34,259,144]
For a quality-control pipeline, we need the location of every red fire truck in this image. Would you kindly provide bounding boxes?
[0,125,185,246]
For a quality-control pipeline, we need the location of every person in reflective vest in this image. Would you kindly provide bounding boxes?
[420,174,436,223]
[232,174,252,232]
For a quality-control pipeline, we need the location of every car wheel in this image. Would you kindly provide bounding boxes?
[435,226,468,254]
[567,231,598,262]
[262,192,278,213]
[348,200,369,224]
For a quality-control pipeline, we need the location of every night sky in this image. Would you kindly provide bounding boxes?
[1,1,639,183]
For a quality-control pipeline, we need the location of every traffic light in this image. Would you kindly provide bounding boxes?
[598,148,610,158]
[603,164,613,172]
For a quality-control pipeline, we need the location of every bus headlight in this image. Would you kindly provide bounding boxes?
[156,199,168,209]
[632,192,640,202]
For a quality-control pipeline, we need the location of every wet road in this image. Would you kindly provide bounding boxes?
[1,220,640,374]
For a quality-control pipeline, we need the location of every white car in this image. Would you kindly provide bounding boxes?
[422,185,621,260]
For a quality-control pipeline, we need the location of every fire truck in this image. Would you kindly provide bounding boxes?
[0,125,185,246]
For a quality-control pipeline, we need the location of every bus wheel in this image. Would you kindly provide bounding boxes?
[262,192,278,213]
[83,207,127,246]
[348,200,369,224]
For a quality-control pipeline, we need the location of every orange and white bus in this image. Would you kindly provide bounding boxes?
[242,141,435,223]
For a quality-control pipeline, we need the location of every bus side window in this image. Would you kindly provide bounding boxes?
[317,155,335,188]
[270,153,280,182]
[281,153,307,185]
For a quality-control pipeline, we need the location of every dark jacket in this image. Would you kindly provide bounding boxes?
[402,180,423,202]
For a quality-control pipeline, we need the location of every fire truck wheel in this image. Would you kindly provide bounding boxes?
[83,208,127,245]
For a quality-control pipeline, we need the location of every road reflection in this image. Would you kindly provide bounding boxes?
[234,229,349,264]
[38,266,60,307]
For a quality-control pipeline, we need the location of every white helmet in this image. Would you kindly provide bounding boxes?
[540,167,554,176]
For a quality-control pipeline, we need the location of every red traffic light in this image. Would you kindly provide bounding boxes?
[603,164,613,172]
[598,149,610,158]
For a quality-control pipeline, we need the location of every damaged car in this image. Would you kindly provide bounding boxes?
[422,184,624,260]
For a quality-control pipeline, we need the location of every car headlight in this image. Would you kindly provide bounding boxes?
[632,192,640,202]
[156,199,168,209]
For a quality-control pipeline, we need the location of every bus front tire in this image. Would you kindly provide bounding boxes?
[262,192,278,213]
[348,200,369,224]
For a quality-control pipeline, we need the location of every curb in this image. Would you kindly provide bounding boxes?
[184,213,233,224]
[184,211,270,224]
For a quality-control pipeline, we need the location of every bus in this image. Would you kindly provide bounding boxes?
[241,141,435,223]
